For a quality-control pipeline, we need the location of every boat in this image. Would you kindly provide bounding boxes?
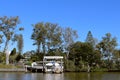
[43,56,64,73]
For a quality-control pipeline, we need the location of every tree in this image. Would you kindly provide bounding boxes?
[31,22,62,54]
[31,22,78,58]
[69,42,93,64]
[46,23,62,51]
[85,31,96,48]
[0,16,23,53]
[9,48,16,63]
[0,16,24,64]
[62,27,78,57]
[31,22,47,53]
[68,41,101,71]
[97,33,117,59]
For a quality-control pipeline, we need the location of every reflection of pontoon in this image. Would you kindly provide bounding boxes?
[43,56,63,73]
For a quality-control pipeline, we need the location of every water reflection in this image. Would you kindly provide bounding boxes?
[0,72,120,80]
[43,73,64,80]
[0,72,25,80]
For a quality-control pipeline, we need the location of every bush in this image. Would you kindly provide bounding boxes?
[64,60,75,71]
[75,61,86,72]
[115,62,119,69]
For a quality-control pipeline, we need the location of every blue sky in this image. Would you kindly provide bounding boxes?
[0,0,120,53]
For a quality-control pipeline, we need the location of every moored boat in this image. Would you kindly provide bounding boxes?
[43,56,64,73]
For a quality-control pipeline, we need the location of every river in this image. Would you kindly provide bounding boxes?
[0,72,120,80]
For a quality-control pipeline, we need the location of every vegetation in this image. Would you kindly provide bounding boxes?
[0,64,23,68]
[0,16,23,53]
[85,31,96,47]
[31,22,62,54]
[0,16,120,72]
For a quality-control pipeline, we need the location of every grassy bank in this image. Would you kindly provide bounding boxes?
[0,64,23,69]
[0,64,25,72]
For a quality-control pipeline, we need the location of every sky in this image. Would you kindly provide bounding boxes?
[0,0,120,53]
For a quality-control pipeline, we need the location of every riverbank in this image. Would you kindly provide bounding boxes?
[0,64,120,72]
[0,68,25,72]
[0,68,120,72]
[0,64,25,72]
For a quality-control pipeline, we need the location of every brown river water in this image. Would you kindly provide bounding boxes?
[0,72,120,80]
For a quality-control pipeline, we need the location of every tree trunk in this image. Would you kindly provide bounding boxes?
[37,43,40,53]
[4,40,9,53]
[42,43,46,54]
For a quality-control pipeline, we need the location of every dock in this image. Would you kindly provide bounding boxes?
[25,56,64,73]
[25,65,43,72]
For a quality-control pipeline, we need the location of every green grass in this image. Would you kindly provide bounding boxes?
[0,64,23,68]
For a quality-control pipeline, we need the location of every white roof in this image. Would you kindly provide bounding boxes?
[44,56,63,59]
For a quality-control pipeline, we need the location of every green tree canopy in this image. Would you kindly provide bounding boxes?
[96,33,117,59]
[68,41,101,66]
[31,22,62,54]
[10,48,16,56]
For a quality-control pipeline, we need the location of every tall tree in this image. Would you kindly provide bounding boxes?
[10,48,16,56]
[62,27,78,57]
[0,16,23,53]
[85,31,96,48]
[31,22,62,54]
[9,48,16,63]
[45,23,62,51]
[97,33,117,59]
[31,22,46,53]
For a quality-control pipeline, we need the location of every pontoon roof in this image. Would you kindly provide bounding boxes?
[43,56,63,59]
